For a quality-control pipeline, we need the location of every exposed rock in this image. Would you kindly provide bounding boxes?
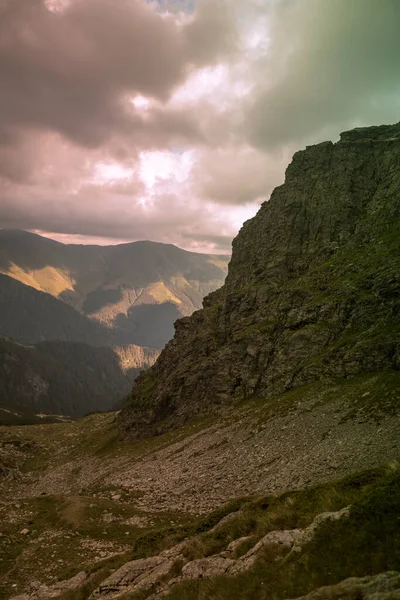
[90,556,175,598]
[243,528,302,558]
[118,122,400,439]
[90,541,187,599]
[10,572,86,600]
[288,506,350,555]
[181,556,235,579]
[90,508,348,599]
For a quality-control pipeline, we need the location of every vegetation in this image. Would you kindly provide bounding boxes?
[162,465,400,600]
[0,336,143,420]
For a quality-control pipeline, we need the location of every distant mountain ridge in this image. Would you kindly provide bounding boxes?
[0,232,227,420]
[0,273,111,346]
[0,230,229,349]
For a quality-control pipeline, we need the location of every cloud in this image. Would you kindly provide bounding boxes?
[246,0,400,149]
[191,146,289,205]
[0,0,399,253]
[0,145,247,253]
[0,0,235,154]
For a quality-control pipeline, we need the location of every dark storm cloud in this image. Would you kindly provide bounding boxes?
[246,0,400,149]
[0,0,235,159]
[0,0,399,252]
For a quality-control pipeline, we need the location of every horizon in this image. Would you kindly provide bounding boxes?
[0,227,232,255]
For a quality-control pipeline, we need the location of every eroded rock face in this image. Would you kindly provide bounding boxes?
[119,122,400,439]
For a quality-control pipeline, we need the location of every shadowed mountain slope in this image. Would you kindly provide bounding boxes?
[0,336,157,421]
[0,273,112,346]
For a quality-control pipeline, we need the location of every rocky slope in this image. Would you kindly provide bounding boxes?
[0,231,229,349]
[0,337,158,421]
[1,394,399,599]
[119,122,400,439]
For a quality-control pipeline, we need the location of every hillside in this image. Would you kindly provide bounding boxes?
[0,337,158,422]
[0,232,229,349]
[0,274,112,346]
[119,122,400,439]
[0,235,226,420]
[1,373,399,598]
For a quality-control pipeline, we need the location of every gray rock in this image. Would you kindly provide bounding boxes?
[118,122,400,440]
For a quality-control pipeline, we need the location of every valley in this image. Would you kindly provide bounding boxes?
[0,236,228,421]
[1,370,399,598]
[2,0,400,598]
[1,123,399,599]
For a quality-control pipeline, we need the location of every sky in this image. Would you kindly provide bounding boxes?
[0,0,399,253]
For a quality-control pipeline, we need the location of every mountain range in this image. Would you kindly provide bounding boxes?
[0,230,229,349]
[0,231,228,420]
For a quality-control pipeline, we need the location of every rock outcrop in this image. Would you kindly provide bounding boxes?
[89,507,350,599]
[119,122,400,439]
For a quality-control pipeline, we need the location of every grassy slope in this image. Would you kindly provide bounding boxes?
[160,466,400,600]
[54,466,400,600]
[1,369,399,599]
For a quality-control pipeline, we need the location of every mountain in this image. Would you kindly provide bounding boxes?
[0,235,227,420]
[0,336,158,422]
[0,231,229,349]
[0,273,112,346]
[119,122,400,439]
[2,123,400,600]
[0,274,161,421]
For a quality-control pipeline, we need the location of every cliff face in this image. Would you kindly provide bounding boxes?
[118,123,400,439]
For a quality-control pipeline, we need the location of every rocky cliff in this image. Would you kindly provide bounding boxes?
[119,123,400,439]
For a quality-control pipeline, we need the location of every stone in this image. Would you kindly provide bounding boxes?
[289,506,350,556]
[90,555,179,598]
[181,556,234,579]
